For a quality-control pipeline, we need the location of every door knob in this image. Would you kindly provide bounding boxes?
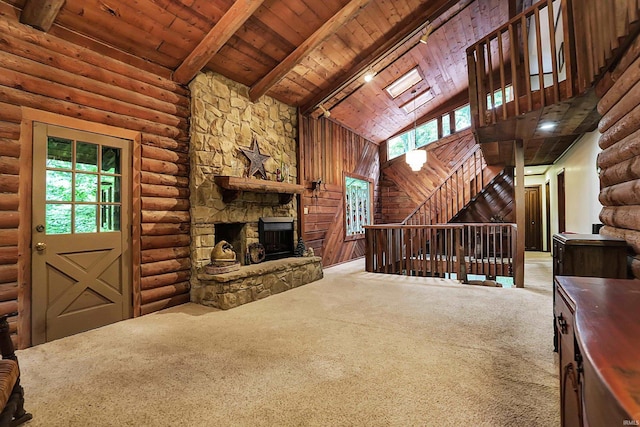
[35,242,46,252]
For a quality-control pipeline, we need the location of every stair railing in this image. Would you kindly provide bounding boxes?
[403,145,486,226]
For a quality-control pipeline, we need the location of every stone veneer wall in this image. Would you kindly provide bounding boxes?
[189,71,299,269]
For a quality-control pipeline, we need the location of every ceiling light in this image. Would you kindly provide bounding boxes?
[540,122,556,130]
[385,68,422,99]
[526,170,533,174]
[319,105,331,118]
[406,90,427,172]
[419,21,433,44]
[364,70,376,82]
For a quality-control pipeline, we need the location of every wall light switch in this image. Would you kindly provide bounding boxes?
[303,207,309,215]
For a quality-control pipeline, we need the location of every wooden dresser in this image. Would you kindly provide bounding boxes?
[554,276,640,427]
[552,233,628,350]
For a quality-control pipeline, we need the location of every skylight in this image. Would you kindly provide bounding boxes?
[402,89,433,114]
[385,68,422,98]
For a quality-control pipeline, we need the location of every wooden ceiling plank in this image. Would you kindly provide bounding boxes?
[300,0,459,115]
[249,0,373,102]
[173,0,266,85]
[20,0,65,32]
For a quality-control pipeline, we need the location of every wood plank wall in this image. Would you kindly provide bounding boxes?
[300,116,379,267]
[597,31,640,279]
[0,14,190,346]
[379,130,478,223]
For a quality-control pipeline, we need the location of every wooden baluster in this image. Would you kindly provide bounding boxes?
[522,14,533,111]
[475,45,487,127]
[486,36,496,124]
[545,0,559,103]
[497,30,507,120]
[509,22,520,115]
[534,7,546,107]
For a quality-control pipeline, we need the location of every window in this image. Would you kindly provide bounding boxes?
[442,114,451,137]
[345,175,372,239]
[385,68,422,98]
[416,119,438,148]
[454,104,471,131]
[387,132,412,160]
[46,136,122,234]
[487,86,513,109]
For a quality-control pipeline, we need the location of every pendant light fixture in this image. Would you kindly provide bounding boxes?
[405,90,426,171]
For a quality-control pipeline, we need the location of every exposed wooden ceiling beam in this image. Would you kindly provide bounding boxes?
[20,0,65,32]
[301,0,464,116]
[173,0,265,85]
[248,0,373,102]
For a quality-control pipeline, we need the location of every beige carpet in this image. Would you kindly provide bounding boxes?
[17,252,558,426]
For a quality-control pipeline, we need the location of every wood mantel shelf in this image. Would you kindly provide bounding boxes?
[214,176,304,204]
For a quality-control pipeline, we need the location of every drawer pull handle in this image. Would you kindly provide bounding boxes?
[558,314,568,334]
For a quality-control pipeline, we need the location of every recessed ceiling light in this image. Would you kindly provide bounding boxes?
[385,68,422,98]
[540,122,556,130]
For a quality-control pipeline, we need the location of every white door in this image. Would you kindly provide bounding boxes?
[31,123,132,344]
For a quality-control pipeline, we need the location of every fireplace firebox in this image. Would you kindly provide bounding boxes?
[259,217,294,261]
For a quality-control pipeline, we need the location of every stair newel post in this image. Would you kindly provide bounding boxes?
[514,140,525,288]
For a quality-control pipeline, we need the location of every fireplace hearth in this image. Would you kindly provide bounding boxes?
[259,217,294,261]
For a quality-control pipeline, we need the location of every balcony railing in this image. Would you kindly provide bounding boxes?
[468,0,639,133]
[364,223,516,282]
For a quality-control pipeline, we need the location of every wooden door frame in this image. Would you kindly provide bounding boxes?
[525,185,543,251]
[545,180,551,252]
[19,108,142,349]
[557,169,566,233]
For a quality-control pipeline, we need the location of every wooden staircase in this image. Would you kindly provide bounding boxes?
[402,145,507,226]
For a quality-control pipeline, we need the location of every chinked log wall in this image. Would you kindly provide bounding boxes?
[0,15,191,346]
[300,116,379,267]
[597,32,640,279]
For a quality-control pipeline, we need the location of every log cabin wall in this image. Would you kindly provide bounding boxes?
[0,15,190,347]
[189,72,298,268]
[300,116,379,267]
[379,129,478,223]
[597,32,640,279]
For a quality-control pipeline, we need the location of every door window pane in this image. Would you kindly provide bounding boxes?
[102,147,121,174]
[75,173,98,202]
[46,204,72,234]
[101,205,121,232]
[46,171,72,201]
[100,176,121,203]
[47,137,73,169]
[75,205,97,233]
[76,142,98,172]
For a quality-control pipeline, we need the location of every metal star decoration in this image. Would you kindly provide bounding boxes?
[240,137,270,179]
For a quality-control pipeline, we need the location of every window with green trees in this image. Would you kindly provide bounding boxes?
[46,137,122,235]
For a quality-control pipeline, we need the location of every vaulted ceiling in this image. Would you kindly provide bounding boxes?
[1,0,510,144]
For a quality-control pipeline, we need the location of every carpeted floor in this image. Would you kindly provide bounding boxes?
[17,252,558,426]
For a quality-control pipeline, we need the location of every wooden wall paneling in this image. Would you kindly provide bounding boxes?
[300,116,379,266]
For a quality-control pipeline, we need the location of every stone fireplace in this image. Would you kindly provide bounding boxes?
[188,71,322,309]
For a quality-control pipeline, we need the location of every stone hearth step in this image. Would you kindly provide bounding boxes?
[192,256,323,310]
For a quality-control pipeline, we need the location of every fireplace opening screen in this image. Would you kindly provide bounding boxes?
[259,217,294,261]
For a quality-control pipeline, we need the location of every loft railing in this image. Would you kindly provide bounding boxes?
[468,0,639,131]
[402,145,486,225]
[364,223,516,282]
[467,0,574,130]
